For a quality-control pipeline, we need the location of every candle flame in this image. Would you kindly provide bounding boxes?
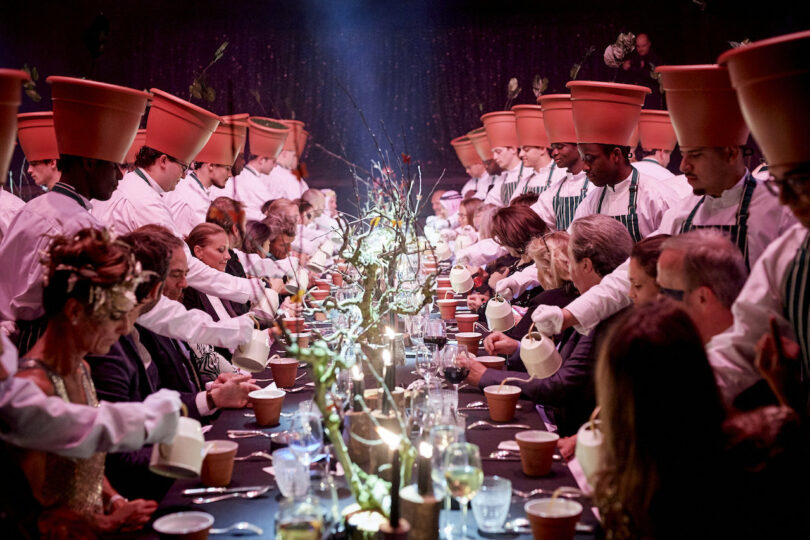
[351,364,363,380]
[383,349,392,366]
[419,441,433,459]
[377,426,400,449]
[386,326,395,338]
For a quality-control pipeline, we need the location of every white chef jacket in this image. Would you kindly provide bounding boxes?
[461,174,496,200]
[236,249,287,279]
[484,163,524,207]
[92,169,264,305]
[268,165,309,201]
[531,171,594,230]
[495,262,540,300]
[0,333,180,458]
[164,172,212,236]
[456,237,508,267]
[525,163,567,197]
[218,166,276,222]
[633,159,692,200]
[708,223,808,405]
[572,170,673,239]
[559,174,797,334]
[0,189,25,243]
[0,185,101,322]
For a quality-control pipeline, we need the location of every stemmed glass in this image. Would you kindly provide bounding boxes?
[441,344,469,393]
[430,425,466,538]
[416,344,439,383]
[424,318,447,351]
[289,411,324,468]
[443,442,484,540]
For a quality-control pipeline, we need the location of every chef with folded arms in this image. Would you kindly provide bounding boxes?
[512,104,566,195]
[268,119,309,200]
[531,63,796,407]
[482,111,536,207]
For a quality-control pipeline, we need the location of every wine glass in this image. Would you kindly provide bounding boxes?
[430,425,465,537]
[441,344,469,393]
[443,442,484,540]
[289,411,323,467]
[415,344,438,382]
[424,318,447,350]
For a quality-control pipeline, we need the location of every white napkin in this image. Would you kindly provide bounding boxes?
[497,440,519,451]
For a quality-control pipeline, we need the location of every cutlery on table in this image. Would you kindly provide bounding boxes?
[210,521,264,535]
[460,400,525,411]
[286,385,310,393]
[183,485,273,496]
[511,486,583,499]
[467,420,532,430]
[227,430,272,439]
[193,486,271,504]
[252,373,306,384]
[486,450,564,461]
[233,451,274,461]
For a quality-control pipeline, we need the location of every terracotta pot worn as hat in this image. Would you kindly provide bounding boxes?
[567,81,651,146]
[537,94,577,145]
[194,115,248,166]
[467,127,493,161]
[48,76,149,164]
[718,30,810,178]
[146,88,221,165]
[279,119,306,155]
[512,105,550,149]
[17,112,59,162]
[0,69,30,182]
[247,117,289,159]
[638,110,677,151]
[655,64,749,148]
[450,135,482,168]
[124,129,147,164]
[481,111,519,149]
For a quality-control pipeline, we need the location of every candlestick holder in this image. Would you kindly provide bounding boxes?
[400,485,441,540]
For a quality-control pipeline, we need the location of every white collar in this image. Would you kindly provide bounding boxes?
[709,170,750,203]
[136,168,165,195]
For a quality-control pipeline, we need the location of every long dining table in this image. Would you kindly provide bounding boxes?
[136,316,600,539]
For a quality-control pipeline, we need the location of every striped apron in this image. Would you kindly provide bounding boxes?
[500,163,526,204]
[526,162,558,196]
[679,173,756,268]
[552,175,590,231]
[596,168,642,242]
[783,231,810,379]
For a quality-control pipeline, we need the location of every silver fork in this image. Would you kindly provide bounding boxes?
[467,420,532,430]
[193,486,271,504]
[512,486,583,499]
[233,451,274,461]
[227,430,272,439]
[210,521,264,535]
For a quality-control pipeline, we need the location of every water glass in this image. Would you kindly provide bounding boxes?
[471,476,512,532]
[289,411,323,465]
[273,447,309,498]
[415,344,438,381]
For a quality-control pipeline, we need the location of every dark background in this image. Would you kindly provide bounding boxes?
[2,0,807,207]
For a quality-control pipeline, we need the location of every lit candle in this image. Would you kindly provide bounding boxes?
[417,441,433,497]
[382,349,395,415]
[378,427,401,528]
[351,365,364,412]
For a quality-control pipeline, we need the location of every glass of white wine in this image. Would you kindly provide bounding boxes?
[443,442,484,540]
[430,425,465,537]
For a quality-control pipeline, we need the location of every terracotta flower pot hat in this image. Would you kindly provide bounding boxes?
[718,30,810,178]
[297,129,309,158]
[628,123,640,149]
[247,117,290,159]
[537,94,577,145]
[124,129,147,164]
[450,135,482,168]
[512,105,550,149]
[467,127,494,161]
[481,111,519,149]
[638,110,677,151]
[146,88,221,165]
[48,76,149,164]
[222,113,249,153]
[194,115,248,166]
[566,81,651,146]
[279,119,306,155]
[0,69,29,183]
[655,65,748,148]
[17,111,59,162]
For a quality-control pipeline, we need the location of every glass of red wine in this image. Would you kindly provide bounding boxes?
[424,318,447,350]
[442,344,470,393]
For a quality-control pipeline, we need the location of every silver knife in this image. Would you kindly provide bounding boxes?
[183,485,273,496]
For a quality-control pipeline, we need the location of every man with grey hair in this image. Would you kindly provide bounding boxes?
[656,230,748,345]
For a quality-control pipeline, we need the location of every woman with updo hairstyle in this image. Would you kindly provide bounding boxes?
[627,234,670,305]
[243,220,273,258]
[13,228,157,533]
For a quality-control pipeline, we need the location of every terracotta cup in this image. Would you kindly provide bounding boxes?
[153,511,214,540]
[524,499,583,540]
[310,288,330,302]
[455,313,479,333]
[437,299,457,320]
[332,272,344,287]
[456,332,481,356]
[515,430,560,476]
[483,384,521,422]
[291,332,311,349]
[476,356,506,370]
[200,440,239,487]
[437,277,452,289]
[268,357,299,388]
[315,279,332,291]
[283,317,306,334]
[249,388,286,426]
[437,287,455,300]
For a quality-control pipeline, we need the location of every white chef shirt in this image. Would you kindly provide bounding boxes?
[164,172,212,236]
[708,223,807,405]
[0,185,100,322]
[484,163,527,207]
[217,166,275,222]
[92,169,264,305]
[0,189,25,243]
[456,237,508,267]
[268,165,309,201]
[461,174,496,201]
[633,159,692,200]
[530,171,594,230]
[524,163,567,198]
[572,169,673,238]
[559,173,797,334]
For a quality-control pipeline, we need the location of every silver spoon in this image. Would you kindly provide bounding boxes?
[467,420,532,430]
[487,450,564,461]
[233,451,274,461]
[210,521,264,535]
[193,486,271,504]
[227,430,272,439]
[512,486,583,498]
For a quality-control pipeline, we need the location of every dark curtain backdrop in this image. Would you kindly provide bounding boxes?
[1,0,807,207]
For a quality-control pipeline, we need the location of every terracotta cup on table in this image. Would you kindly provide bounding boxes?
[309,288,330,302]
[455,331,481,356]
[437,276,452,289]
[249,388,286,426]
[283,317,306,334]
[483,384,521,422]
[437,299,457,320]
[476,355,506,370]
[456,313,479,333]
[201,440,239,487]
[315,279,332,291]
[436,287,455,300]
[515,430,560,476]
[268,357,300,388]
[524,498,583,540]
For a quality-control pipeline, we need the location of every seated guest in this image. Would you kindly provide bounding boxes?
[243,220,273,258]
[466,204,502,313]
[12,228,157,533]
[594,299,808,539]
[298,198,314,227]
[509,192,540,207]
[483,231,578,355]
[627,234,670,305]
[461,215,633,436]
[265,197,316,260]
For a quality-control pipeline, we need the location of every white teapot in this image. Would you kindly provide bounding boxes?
[233,329,271,373]
[449,264,474,294]
[150,416,206,479]
[519,322,562,378]
[575,412,603,484]
[485,294,514,332]
[285,268,309,294]
[434,237,453,261]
